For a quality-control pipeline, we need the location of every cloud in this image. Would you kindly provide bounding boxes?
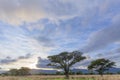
[0,25,55,59]
[0,0,68,25]
[0,0,46,26]
[0,54,39,70]
[18,53,31,59]
[0,0,113,26]
[0,0,120,70]
[0,24,56,70]
[36,57,51,68]
[0,53,31,64]
[82,14,120,53]
[36,36,55,47]
[0,57,17,64]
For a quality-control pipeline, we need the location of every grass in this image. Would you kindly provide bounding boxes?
[0,77,95,80]
[0,75,120,80]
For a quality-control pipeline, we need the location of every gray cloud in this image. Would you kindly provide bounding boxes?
[18,53,32,59]
[36,57,52,68]
[0,53,32,64]
[0,57,17,64]
[105,48,120,59]
[82,14,120,53]
[36,36,55,47]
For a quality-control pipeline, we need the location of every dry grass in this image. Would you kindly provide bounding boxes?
[0,75,120,80]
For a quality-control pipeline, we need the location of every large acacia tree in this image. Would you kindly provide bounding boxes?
[88,58,115,76]
[47,51,86,78]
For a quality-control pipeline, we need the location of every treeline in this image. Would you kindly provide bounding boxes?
[1,67,30,76]
[1,67,120,76]
[56,71,120,75]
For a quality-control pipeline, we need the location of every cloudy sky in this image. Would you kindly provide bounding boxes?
[0,0,120,71]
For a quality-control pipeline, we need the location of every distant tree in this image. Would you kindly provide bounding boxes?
[117,71,120,74]
[56,71,64,75]
[69,70,75,75]
[9,67,30,76]
[76,71,83,75]
[88,58,115,76]
[18,67,30,76]
[89,71,95,75]
[9,69,19,76]
[47,51,86,79]
[1,73,9,76]
[106,72,113,75]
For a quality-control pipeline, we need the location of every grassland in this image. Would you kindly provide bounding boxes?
[0,75,120,80]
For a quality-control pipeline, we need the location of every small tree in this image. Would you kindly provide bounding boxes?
[9,69,19,76]
[88,58,115,76]
[9,67,30,76]
[76,71,83,75]
[18,67,30,76]
[47,51,86,79]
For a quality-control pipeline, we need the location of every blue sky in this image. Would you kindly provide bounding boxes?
[0,0,120,70]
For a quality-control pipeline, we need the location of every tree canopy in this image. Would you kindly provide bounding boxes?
[88,58,115,76]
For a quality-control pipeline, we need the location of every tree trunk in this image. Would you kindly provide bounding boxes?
[65,72,69,79]
[64,67,69,79]
[100,72,103,77]
[101,74,103,77]
[99,72,104,80]
[63,65,70,79]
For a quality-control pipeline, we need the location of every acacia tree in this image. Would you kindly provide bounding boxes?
[47,51,86,79]
[88,58,115,76]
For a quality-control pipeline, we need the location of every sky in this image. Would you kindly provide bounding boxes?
[0,0,120,71]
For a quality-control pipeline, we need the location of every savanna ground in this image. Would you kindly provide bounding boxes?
[0,75,120,80]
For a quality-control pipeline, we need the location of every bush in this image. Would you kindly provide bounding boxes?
[9,67,30,76]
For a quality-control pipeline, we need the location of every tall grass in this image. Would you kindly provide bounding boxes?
[0,75,120,80]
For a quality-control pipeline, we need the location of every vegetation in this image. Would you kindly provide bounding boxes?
[117,71,120,74]
[47,51,86,79]
[9,69,19,76]
[88,58,115,76]
[9,67,30,76]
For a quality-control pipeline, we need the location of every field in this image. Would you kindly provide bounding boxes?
[0,75,120,80]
